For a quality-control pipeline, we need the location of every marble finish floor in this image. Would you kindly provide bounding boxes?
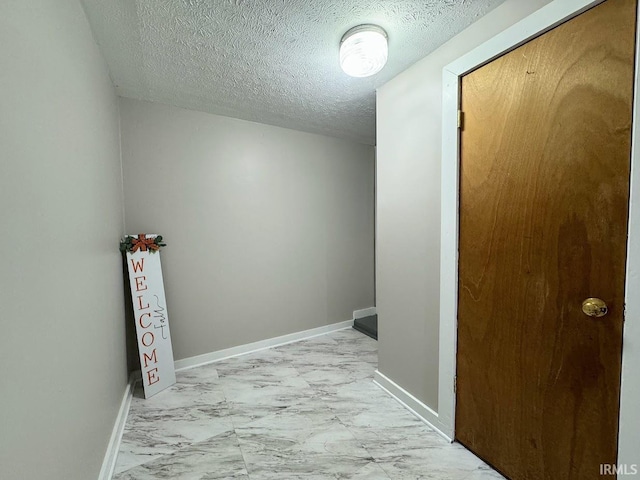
[114,328,503,479]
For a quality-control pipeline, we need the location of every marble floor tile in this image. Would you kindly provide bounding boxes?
[297,360,375,391]
[115,374,232,473]
[113,430,248,480]
[375,448,505,480]
[318,378,411,416]
[464,464,507,480]
[130,378,226,410]
[113,327,502,479]
[235,408,358,457]
[240,452,382,480]
[116,404,234,472]
[215,348,290,376]
[176,364,219,384]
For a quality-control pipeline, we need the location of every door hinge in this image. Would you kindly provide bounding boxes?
[457,110,464,130]
[454,375,457,394]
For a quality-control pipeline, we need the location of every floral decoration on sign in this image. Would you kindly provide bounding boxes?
[120,234,166,254]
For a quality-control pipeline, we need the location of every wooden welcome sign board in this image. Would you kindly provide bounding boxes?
[121,234,176,398]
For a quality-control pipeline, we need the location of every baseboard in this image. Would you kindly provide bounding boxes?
[373,370,452,442]
[174,319,354,371]
[98,373,136,480]
[353,307,376,320]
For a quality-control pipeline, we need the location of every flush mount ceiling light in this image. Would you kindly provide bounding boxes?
[339,24,388,78]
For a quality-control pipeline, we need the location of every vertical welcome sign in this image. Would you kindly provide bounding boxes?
[121,234,176,398]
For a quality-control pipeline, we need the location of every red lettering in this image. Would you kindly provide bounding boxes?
[130,258,145,273]
[136,295,149,310]
[143,349,158,368]
[141,331,154,347]
[134,276,148,292]
[138,312,151,329]
[146,367,160,386]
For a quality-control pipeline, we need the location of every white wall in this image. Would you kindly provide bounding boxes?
[120,98,375,361]
[376,0,552,411]
[618,0,640,465]
[0,1,127,479]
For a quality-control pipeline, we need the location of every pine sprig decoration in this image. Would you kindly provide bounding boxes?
[120,234,166,253]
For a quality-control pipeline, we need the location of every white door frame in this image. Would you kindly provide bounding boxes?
[439,0,640,466]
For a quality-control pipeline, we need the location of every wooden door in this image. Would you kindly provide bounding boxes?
[456,1,637,479]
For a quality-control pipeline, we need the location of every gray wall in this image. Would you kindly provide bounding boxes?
[0,1,127,479]
[120,99,375,361]
[376,0,552,410]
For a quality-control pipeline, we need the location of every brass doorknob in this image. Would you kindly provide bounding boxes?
[582,298,608,318]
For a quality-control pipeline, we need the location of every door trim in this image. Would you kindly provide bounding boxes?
[440,0,640,466]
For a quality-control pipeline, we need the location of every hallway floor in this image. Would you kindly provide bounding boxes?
[113,328,503,479]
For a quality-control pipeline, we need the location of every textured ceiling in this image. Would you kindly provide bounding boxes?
[81,0,505,145]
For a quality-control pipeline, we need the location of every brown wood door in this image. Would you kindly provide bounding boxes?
[456,1,637,479]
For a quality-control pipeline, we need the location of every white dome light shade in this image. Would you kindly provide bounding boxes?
[340,25,388,78]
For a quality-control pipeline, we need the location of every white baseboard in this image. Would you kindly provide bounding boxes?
[174,319,354,371]
[374,370,452,442]
[353,307,376,320]
[98,373,136,480]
